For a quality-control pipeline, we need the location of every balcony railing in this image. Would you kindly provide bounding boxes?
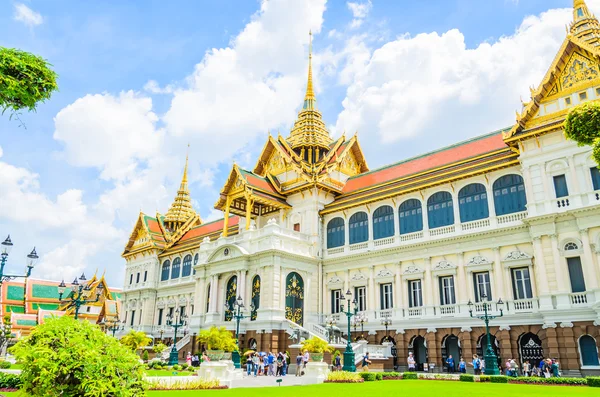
[439,304,457,316]
[570,292,588,306]
[374,236,394,247]
[512,298,538,313]
[462,218,490,231]
[430,225,455,237]
[399,231,423,242]
[407,307,423,318]
[327,246,344,255]
[349,242,368,251]
[497,211,527,224]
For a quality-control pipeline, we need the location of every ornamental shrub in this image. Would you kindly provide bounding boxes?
[197,326,238,351]
[588,377,600,387]
[0,360,11,369]
[10,315,146,397]
[510,377,587,386]
[375,372,383,380]
[490,375,508,383]
[460,374,475,382]
[359,372,377,381]
[326,371,362,382]
[382,371,401,379]
[142,350,149,362]
[0,372,21,389]
[479,375,491,383]
[564,102,600,146]
[402,372,418,380]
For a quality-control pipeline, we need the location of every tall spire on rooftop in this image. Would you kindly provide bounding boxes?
[164,145,196,231]
[287,31,333,156]
[570,0,600,46]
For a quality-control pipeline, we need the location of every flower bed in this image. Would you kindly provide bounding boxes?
[508,377,588,386]
[326,371,363,383]
[147,379,226,390]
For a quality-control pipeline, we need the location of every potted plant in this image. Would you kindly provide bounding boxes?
[197,326,237,361]
[301,336,334,362]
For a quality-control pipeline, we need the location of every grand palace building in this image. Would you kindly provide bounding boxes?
[121,1,600,375]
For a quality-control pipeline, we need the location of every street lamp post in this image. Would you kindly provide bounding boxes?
[359,314,366,339]
[100,319,124,337]
[58,273,103,320]
[468,295,504,375]
[166,310,187,366]
[0,235,38,284]
[224,296,254,369]
[340,289,358,372]
[381,318,392,342]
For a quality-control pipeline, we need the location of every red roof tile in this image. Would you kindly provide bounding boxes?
[342,131,508,193]
[146,218,162,234]
[179,216,240,242]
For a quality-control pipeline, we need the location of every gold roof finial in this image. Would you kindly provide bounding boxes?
[164,145,196,228]
[304,30,315,107]
[570,0,600,43]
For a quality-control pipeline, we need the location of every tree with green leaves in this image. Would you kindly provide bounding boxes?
[564,101,600,163]
[0,314,12,355]
[120,329,152,356]
[153,342,168,356]
[9,315,145,396]
[0,47,58,121]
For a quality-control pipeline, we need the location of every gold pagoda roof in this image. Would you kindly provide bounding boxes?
[286,32,333,150]
[165,154,197,224]
[571,0,600,46]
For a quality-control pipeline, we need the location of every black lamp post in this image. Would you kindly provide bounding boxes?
[381,317,392,342]
[166,310,187,366]
[468,295,504,375]
[58,273,103,320]
[341,289,358,372]
[224,295,254,369]
[101,318,124,337]
[0,235,38,283]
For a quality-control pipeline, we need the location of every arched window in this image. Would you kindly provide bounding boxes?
[224,276,238,321]
[160,260,170,281]
[399,199,423,235]
[458,183,489,222]
[349,212,369,244]
[193,253,199,275]
[327,218,345,248]
[182,254,192,277]
[171,257,181,279]
[251,275,260,321]
[579,335,600,366]
[373,205,394,240]
[427,192,454,229]
[565,242,579,251]
[493,174,527,215]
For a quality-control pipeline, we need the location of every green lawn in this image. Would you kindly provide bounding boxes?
[145,369,195,377]
[5,380,599,396]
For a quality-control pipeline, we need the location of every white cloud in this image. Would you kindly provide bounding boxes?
[143,80,174,94]
[334,6,584,161]
[53,91,164,181]
[13,3,43,27]
[347,0,372,28]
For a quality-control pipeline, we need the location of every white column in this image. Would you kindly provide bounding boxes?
[344,216,350,249]
[368,266,376,314]
[532,237,552,309]
[580,229,599,290]
[209,275,218,313]
[393,204,400,237]
[452,192,461,228]
[493,248,505,300]
[424,257,434,307]
[567,155,580,194]
[395,262,403,311]
[456,252,467,304]
[521,166,537,216]
[550,235,567,292]
[422,198,430,235]
[345,270,350,294]
[487,179,497,222]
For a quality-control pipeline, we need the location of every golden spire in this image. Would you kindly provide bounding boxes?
[304,30,316,110]
[287,31,333,153]
[164,145,196,230]
[570,0,600,45]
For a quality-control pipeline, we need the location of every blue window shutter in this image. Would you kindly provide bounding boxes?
[349,212,368,244]
[408,281,413,307]
[567,257,586,292]
[327,217,345,248]
[380,284,384,309]
[553,175,569,198]
[373,206,394,240]
[458,183,489,222]
[427,192,454,229]
[591,167,600,191]
[493,174,527,215]
[438,278,444,305]
[399,199,423,234]
[580,335,600,366]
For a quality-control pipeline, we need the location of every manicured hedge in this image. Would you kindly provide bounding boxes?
[479,375,490,383]
[382,372,401,379]
[588,377,600,388]
[402,372,418,380]
[459,374,474,382]
[510,377,587,386]
[359,372,377,382]
[0,361,11,369]
[0,373,21,389]
[375,372,383,381]
[490,376,508,383]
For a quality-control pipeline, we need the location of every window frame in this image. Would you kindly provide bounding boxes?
[511,267,533,300]
[473,271,492,302]
[439,276,456,306]
[380,283,393,310]
[408,279,423,308]
[553,174,569,198]
[355,286,367,312]
[331,289,342,314]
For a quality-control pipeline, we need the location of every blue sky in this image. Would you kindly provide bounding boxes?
[0,0,590,286]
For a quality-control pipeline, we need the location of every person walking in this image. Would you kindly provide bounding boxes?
[246,355,253,376]
[303,350,309,368]
[362,352,372,372]
[407,352,416,372]
[446,355,455,373]
[295,352,303,377]
[267,352,275,376]
[282,352,288,376]
[276,353,283,377]
[522,360,530,377]
[469,354,481,375]
[334,354,342,371]
[458,357,466,373]
[551,359,560,378]
[252,353,259,377]
[542,358,552,378]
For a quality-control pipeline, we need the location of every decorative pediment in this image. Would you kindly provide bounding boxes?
[178,296,187,305]
[206,244,249,263]
[156,300,166,309]
[560,51,599,90]
[467,255,491,266]
[433,260,455,270]
[376,268,394,278]
[403,266,423,275]
[327,276,343,285]
[167,298,176,306]
[504,250,532,262]
[351,272,367,281]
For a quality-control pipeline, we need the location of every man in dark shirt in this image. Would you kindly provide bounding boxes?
[295,353,303,377]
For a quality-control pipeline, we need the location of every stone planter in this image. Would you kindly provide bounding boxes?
[206,350,224,361]
[310,353,324,362]
[222,352,232,360]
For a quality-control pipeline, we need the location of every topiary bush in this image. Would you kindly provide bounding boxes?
[588,377,600,387]
[382,371,401,379]
[460,374,475,382]
[375,372,383,380]
[490,375,508,383]
[479,375,491,382]
[142,350,149,362]
[10,315,146,396]
[359,372,377,381]
[402,372,418,380]
[0,360,11,369]
[510,377,587,386]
